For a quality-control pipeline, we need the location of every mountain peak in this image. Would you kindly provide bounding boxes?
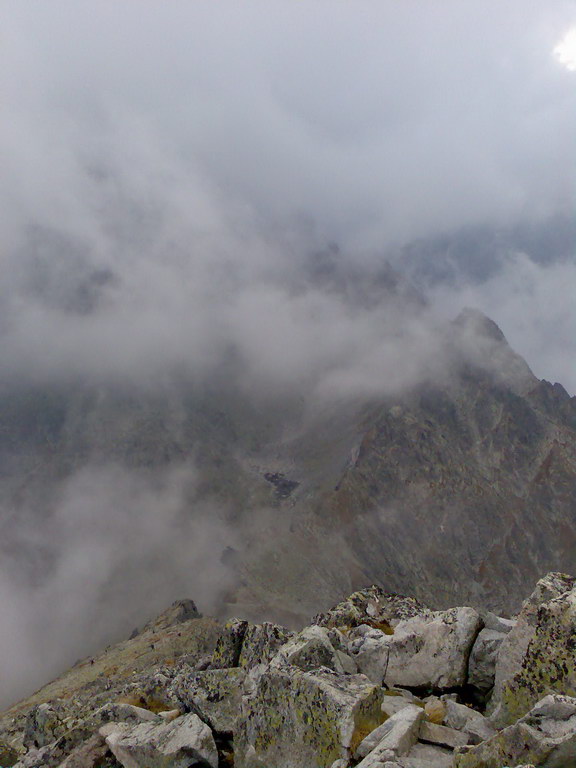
[452,307,507,343]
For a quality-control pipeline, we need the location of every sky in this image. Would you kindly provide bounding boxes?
[0,0,575,391]
[0,0,575,705]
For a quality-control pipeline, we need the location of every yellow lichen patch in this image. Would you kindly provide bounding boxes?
[349,689,386,755]
[116,693,170,714]
[366,619,394,635]
[424,698,446,724]
[349,715,383,756]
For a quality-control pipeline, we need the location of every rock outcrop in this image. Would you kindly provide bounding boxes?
[455,694,576,768]
[490,572,576,727]
[235,666,385,767]
[3,575,576,767]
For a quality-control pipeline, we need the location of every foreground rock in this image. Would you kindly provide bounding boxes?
[235,666,385,768]
[455,694,576,768]
[490,573,576,726]
[355,705,424,762]
[169,667,246,733]
[14,704,161,768]
[103,712,218,768]
[467,629,507,693]
[3,576,576,768]
[238,622,294,669]
[442,700,496,745]
[53,734,111,768]
[210,619,249,669]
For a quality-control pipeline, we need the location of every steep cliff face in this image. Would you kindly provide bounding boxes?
[228,311,576,620]
[301,373,576,613]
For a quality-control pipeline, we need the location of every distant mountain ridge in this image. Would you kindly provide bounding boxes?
[0,304,575,633]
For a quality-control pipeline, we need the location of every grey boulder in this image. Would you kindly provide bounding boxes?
[103,712,218,768]
[454,694,576,768]
[235,666,385,768]
[467,628,507,692]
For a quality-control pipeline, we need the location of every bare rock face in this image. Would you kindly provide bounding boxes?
[468,628,507,693]
[454,694,576,768]
[52,734,111,768]
[210,619,249,669]
[15,703,162,768]
[385,607,483,689]
[103,713,218,768]
[238,622,294,670]
[348,626,392,685]
[142,599,201,633]
[313,586,431,632]
[8,578,576,768]
[23,703,65,751]
[490,573,576,726]
[169,667,246,734]
[235,666,385,768]
[348,606,482,690]
[442,699,495,745]
[491,573,575,707]
[273,625,355,674]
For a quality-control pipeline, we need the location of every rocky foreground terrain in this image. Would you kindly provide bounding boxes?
[3,571,576,767]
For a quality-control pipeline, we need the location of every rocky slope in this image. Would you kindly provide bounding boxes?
[4,572,576,767]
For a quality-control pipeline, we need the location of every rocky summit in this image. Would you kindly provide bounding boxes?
[3,573,576,767]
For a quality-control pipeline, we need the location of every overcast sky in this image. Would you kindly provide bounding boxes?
[3,1,574,241]
[0,1,575,392]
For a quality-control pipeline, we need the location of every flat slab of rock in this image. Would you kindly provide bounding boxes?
[419,721,469,749]
[382,693,418,719]
[401,742,454,768]
[481,611,516,634]
[355,705,424,762]
[236,666,385,768]
[104,712,218,768]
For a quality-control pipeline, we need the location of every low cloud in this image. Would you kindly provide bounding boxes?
[0,463,237,706]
